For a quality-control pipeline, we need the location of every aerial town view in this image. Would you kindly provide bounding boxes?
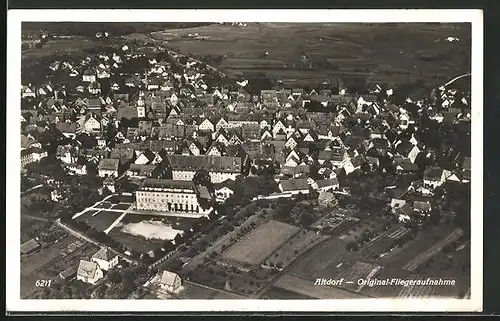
[19,21,472,301]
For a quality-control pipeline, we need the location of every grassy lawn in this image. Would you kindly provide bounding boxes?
[222,220,300,265]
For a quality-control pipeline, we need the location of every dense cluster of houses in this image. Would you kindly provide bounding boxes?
[20,40,472,216]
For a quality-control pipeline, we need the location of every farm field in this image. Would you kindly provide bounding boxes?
[274,274,368,299]
[417,242,470,277]
[21,234,99,298]
[402,228,463,272]
[221,220,300,265]
[415,243,470,298]
[21,37,102,61]
[150,22,471,87]
[377,224,462,269]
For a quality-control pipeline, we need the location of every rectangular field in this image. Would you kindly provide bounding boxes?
[108,228,164,253]
[76,210,123,231]
[221,220,300,265]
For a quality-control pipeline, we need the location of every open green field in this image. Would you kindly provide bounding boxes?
[150,22,471,87]
[221,220,300,265]
[76,210,123,232]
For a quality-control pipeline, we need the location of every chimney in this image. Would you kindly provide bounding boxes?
[54,90,58,100]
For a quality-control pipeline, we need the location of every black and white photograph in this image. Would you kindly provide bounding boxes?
[7,9,483,312]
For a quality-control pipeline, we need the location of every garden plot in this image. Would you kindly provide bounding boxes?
[264,229,330,269]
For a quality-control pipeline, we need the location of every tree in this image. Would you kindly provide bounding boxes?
[108,270,122,284]
[345,241,358,252]
[153,248,165,258]
[193,168,212,187]
[429,208,441,225]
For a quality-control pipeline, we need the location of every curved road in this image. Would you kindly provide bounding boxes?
[444,72,471,87]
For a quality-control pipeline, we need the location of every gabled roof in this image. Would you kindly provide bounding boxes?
[304,129,319,141]
[343,135,365,148]
[98,158,119,171]
[396,140,415,155]
[316,178,339,188]
[160,270,181,286]
[397,159,418,171]
[92,247,116,261]
[77,260,100,279]
[318,150,333,161]
[140,149,156,161]
[56,122,77,133]
[424,167,444,181]
[413,201,432,212]
[21,147,46,157]
[110,148,135,161]
[167,155,242,173]
[462,156,471,170]
[141,179,194,190]
[280,178,309,192]
[20,239,40,254]
[21,135,38,149]
[214,178,236,190]
[350,155,365,167]
[128,164,158,176]
[371,137,390,149]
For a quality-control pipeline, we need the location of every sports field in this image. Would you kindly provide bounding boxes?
[222,220,300,265]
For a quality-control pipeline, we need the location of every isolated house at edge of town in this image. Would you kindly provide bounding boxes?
[77,260,104,285]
